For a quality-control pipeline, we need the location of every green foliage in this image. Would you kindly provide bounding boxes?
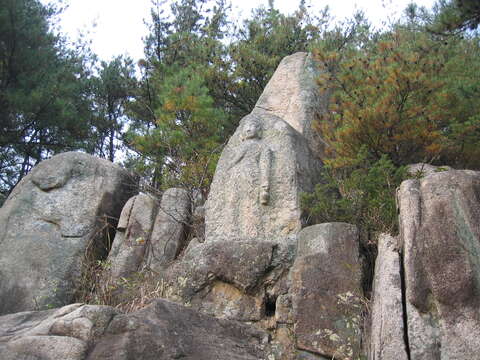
[129,0,332,192]
[302,153,406,244]
[0,0,138,197]
[0,0,96,195]
[128,66,224,193]
[316,26,451,168]
[225,2,330,123]
[91,56,137,162]
[435,35,480,168]
[314,8,480,169]
[127,0,229,191]
[305,4,480,248]
[431,0,480,33]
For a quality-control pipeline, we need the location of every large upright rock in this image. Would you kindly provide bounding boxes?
[398,170,480,359]
[147,188,191,271]
[107,193,157,280]
[290,223,364,360]
[205,53,323,243]
[0,152,136,315]
[254,52,329,158]
[369,234,409,360]
[205,112,321,243]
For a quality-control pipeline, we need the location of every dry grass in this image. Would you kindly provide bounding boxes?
[76,256,168,313]
[73,214,168,313]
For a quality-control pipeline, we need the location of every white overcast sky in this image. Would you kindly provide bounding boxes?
[44,0,437,61]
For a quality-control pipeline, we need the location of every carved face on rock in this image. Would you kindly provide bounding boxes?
[242,117,261,140]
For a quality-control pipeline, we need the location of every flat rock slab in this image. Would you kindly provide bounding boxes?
[0,152,136,314]
[1,299,267,360]
[0,303,119,360]
[87,299,268,360]
[291,223,364,360]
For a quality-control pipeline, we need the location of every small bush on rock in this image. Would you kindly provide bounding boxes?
[302,151,406,246]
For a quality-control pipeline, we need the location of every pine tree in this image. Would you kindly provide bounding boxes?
[91,56,137,162]
[128,67,224,193]
[316,26,451,168]
[0,0,96,197]
[432,0,480,33]
[126,0,229,190]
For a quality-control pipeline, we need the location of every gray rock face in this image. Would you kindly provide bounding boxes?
[254,52,328,158]
[0,303,119,360]
[406,163,453,177]
[398,170,480,359]
[205,111,321,243]
[0,299,267,360]
[147,188,190,271]
[0,152,136,315]
[87,299,268,360]
[290,223,364,360]
[163,240,277,321]
[107,193,157,280]
[369,234,409,360]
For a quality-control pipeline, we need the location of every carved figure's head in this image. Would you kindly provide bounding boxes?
[242,116,261,140]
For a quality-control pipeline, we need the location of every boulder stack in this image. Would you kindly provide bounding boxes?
[0,152,136,314]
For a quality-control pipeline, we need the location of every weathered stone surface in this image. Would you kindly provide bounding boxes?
[87,298,268,360]
[407,163,453,177]
[405,302,441,359]
[290,223,364,360]
[0,152,136,315]
[196,281,265,321]
[205,111,321,243]
[254,52,329,158]
[1,299,266,360]
[398,170,480,359]
[107,193,157,280]
[163,240,276,321]
[275,294,293,325]
[0,303,119,360]
[0,304,83,341]
[2,336,88,360]
[147,188,190,271]
[369,234,409,360]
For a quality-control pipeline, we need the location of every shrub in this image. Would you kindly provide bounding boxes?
[302,151,406,246]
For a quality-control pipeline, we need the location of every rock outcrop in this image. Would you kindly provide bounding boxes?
[205,53,324,244]
[0,303,119,360]
[205,107,321,244]
[0,152,136,315]
[162,239,294,322]
[0,299,268,360]
[5,53,480,360]
[87,299,268,360]
[254,52,329,158]
[107,193,157,281]
[369,234,409,360]
[147,188,190,271]
[290,223,364,359]
[397,170,480,359]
